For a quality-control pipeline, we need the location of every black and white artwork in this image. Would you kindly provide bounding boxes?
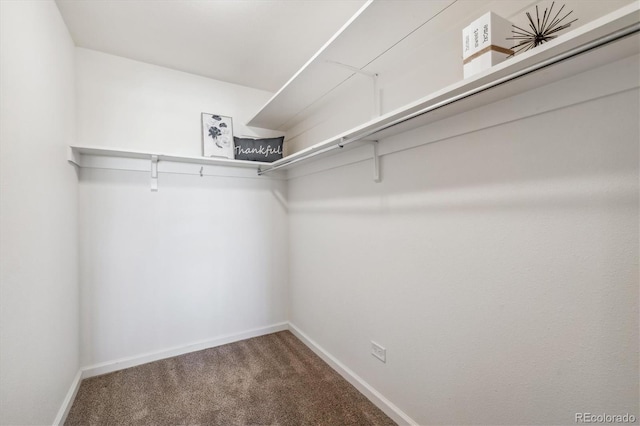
[202,113,234,158]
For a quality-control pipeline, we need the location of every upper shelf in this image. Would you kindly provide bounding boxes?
[246,0,456,131]
[256,3,640,176]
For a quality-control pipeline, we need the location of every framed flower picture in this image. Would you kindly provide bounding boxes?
[202,113,234,158]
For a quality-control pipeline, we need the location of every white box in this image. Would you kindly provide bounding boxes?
[463,50,512,78]
[462,11,513,78]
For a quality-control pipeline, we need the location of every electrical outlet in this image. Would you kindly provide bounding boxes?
[371,341,386,363]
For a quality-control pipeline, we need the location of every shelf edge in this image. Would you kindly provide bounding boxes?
[69,146,274,169]
[246,0,374,130]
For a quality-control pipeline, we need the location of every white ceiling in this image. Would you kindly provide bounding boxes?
[55,0,367,93]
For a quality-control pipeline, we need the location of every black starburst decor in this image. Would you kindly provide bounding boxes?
[508,2,577,56]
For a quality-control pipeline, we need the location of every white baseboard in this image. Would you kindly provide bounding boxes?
[81,322,289,379]
[52,370,82,426]
[287,322,418,426]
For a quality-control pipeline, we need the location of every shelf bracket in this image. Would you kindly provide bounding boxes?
[325,60,380,118]
[150,155,158,192]
[67,146,80,167]
[368,140,381,183]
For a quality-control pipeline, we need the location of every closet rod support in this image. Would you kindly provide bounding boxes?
[151,155,158,192]
[369,140,380,183]
[325,60,380,118]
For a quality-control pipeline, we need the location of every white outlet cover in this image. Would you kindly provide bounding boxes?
[371,341,386,363]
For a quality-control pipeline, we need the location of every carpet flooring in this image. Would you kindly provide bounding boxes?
[65,331,396,425]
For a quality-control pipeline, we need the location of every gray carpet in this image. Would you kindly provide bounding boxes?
[65,331,396,425]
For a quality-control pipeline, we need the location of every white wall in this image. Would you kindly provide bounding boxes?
[1,2,635,424]
[0,1,79,424]
[76,48,282,156]
[287,53,639,425]
[75,51,288,367]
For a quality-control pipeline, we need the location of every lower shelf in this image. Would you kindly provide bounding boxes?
[68,146,281,191]
[69,146,271,169]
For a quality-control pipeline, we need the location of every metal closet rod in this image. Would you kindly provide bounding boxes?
[257,22,640,176]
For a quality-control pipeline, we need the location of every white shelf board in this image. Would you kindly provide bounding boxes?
[246,0,456,130]
[258,2,640,176]
[69,146,272,169]
[68,145,285,189]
